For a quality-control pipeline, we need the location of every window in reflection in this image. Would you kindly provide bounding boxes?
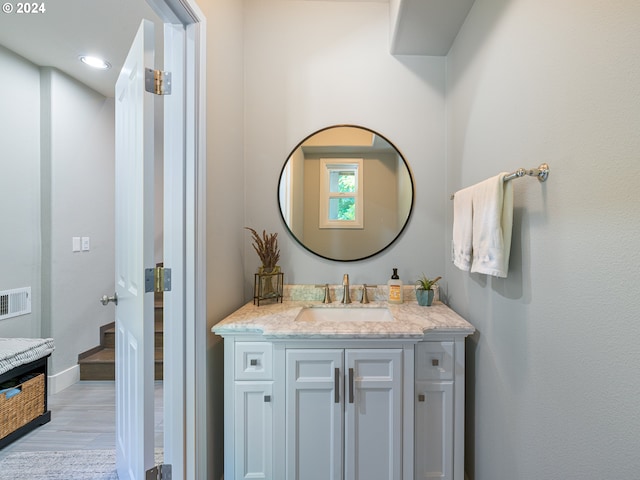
[320,159,363,228]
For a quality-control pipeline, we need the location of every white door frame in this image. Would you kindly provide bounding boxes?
[146,0,207,478]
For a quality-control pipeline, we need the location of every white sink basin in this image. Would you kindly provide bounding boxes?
[295,307,394,323]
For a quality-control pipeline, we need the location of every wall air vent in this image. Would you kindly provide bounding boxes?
[0,287,32,321]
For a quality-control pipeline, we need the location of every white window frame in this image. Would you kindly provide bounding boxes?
[319,158,364,229]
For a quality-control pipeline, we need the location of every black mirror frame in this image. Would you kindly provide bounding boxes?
[277,124,415,262]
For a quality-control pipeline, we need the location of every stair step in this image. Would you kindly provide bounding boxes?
[79,294,164,381]
[79,347,164,381]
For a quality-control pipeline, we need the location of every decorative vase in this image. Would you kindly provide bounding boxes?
[258,265,279,296]
[416,288,434,306]
[254,266,283,305]
[258,265,280,275]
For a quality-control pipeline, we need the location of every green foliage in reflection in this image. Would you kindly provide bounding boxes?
[338,173,356,193]
[336,198,355,221]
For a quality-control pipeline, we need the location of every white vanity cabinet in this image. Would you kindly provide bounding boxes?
[414,341,457,480]
[285,348,403,480]
[230,341,274,479]
[215,301,473,480]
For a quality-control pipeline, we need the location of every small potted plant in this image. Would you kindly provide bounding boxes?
[246,227,283,303]
[245,227,280,274]
[415,274,441,306]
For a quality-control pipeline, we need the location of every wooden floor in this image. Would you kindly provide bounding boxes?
[0,381,163,460]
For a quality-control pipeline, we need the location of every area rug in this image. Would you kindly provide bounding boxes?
[0,449,164,480]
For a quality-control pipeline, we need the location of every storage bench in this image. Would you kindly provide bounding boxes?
[0,338,54,449]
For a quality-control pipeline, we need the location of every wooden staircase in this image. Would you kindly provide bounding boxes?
[78,293,164,381]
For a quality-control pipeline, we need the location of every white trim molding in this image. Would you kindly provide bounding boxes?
[48,364,80,394]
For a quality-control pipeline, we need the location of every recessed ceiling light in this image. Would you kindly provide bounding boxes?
[79,55,111,70]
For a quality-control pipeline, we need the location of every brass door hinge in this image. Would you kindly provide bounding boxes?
[145,68,172,95]
[145,267,172,293]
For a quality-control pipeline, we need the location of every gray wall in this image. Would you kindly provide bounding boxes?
[0,46,41,337]
[0,45,116,382]
[446,0,640,478]
[198,0,246,478]
[40,67,115,377]
[243,0,447,291]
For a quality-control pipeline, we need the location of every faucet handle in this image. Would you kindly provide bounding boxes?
[316,283,332,303]
[361,284,370,304]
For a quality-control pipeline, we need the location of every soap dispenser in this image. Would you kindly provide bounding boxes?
[387,268,403,304]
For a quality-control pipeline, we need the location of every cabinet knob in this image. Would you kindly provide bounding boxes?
[264,395,271,402]
[431,359,439,367]
[418,394,425,402]
[250,359,258,366]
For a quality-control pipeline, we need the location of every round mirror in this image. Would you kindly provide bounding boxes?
[278,125,414,262]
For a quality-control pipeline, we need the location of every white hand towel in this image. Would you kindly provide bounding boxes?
[451,184,474,272]
[470,173,514,278]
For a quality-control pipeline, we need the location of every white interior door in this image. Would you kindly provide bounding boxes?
[114,19,156,480]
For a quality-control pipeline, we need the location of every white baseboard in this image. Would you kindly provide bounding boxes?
[48,364,79,394]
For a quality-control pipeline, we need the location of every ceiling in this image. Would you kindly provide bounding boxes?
[0,0,473,99]
[0,0,163,98]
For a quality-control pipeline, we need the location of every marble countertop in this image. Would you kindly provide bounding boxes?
[212,285,475,339]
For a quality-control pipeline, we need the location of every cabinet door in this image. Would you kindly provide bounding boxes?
[234,381,273,479]
[286,349,344,480]
[415,381,453,480]
[345,349,403,480]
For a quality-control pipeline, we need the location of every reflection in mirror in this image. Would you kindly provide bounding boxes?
[278,125,414,261]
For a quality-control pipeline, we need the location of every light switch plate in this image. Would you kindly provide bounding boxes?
[72,237,81,252]
[81,236,90,251]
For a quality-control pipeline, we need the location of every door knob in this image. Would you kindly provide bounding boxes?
[100,293,118,306]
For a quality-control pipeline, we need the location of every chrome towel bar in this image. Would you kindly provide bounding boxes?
[450,163,549,199]
[503,163,549,182]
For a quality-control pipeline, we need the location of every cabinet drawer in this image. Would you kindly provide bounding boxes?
[416,342,454,381]
[235,342,273,380]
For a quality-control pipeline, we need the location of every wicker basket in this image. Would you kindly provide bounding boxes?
[0,374,45,440]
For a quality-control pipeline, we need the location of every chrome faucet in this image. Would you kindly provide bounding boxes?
[342,274,352,304]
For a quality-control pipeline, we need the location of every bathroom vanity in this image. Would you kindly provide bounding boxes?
[213,286,474,480]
